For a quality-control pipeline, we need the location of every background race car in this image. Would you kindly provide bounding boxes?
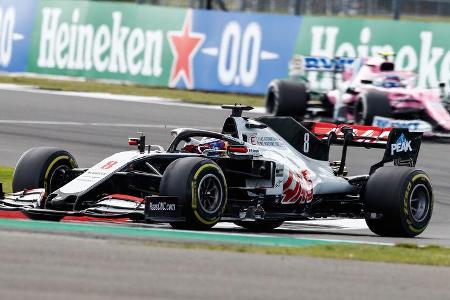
[266,53,450,139]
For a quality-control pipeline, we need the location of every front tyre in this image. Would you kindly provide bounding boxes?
[266,80,308,117]
[354,92,392,125]
[160,157,227,230]
[12,147,78,195]
[364,167,433,237]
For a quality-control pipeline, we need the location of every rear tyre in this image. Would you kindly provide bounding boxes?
[363,167,433,237]
[266,80,308,117]
[235,220,284,232]
[160,157,227,230]
[12,147,78,195]
[354,92,392,125]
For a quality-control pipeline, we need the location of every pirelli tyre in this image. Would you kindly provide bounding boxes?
[12,147,78,195]
[235,220,284,232]
[363,167,433,237]
[266,80,308,117]
[160,157,227,230]
[354,92,392,125]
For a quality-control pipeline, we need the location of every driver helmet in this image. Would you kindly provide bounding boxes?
[183,138,227,155]
[375,75,405,88]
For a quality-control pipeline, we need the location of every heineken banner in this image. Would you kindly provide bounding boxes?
[28,0,300,94]
[4,0,450,94]
[0,0,38,72]
[296,17,450,91]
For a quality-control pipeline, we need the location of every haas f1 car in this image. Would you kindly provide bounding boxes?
[266,53,450,139]
[0,105,434,237]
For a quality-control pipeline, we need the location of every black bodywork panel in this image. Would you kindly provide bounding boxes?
[256,116,330,161]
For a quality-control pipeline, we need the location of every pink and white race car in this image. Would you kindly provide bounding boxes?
[266,54,450,139]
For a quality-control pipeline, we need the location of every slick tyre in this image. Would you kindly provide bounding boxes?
[235,220,284,232]
[160,157,227,230]
[354,92,392,125]
[12,147,78,195]
[266,80,308,117]
[364,167,433,237]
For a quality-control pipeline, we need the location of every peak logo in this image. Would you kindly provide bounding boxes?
[391,133,412,155]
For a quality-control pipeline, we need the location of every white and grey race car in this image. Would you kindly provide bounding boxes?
[0,105,433,237]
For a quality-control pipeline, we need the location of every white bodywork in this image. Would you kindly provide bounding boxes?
[231,117,354,205]
[60,151,143,194]
[54,116,354,205]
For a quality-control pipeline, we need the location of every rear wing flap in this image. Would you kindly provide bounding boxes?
[308,122,392,149]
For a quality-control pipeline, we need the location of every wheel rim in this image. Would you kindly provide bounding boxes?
[49,165,70,193]
[409,184,430,223]
[197,174,223,214]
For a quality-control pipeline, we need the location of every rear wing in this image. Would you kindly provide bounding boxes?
[308,122,391,148]
[307,122,423,173]
[290,55,355,75]
[289,56,356,89]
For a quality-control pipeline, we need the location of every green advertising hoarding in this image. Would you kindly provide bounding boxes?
[295,17,450,90]
[25,1,450,94]
[28,0,186,86]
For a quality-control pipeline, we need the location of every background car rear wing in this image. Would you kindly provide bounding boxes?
[289,55,355,75]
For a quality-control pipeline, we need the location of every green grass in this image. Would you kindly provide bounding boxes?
[141,241,450,266]
[0,75,264,107]
[0,167,13,193]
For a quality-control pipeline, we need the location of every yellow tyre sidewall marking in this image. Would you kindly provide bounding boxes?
[43,156,70,194]
[403,173,433,234]
[191,163,227,225]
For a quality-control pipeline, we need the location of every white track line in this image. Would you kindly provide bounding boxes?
[0,119,218,131]
[216,219,368,231]
[0,83,266,113]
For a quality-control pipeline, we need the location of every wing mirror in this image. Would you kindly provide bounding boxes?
[361,79,373,84]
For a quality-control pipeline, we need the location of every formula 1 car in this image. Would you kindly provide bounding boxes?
[266,53,450,139]
[0,105,433,237]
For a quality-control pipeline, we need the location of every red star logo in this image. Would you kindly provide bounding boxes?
[167,10,205,89]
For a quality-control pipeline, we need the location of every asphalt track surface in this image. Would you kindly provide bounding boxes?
[0,86,449,244]
[1,230,450,300]
[0,86,449,299]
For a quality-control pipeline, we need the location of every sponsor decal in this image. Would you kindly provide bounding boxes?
[250,134,257,145]
[391,133,413,155]
[167,9,204,89]
[0,0,37,71]
[282,169,313,204]
[192,10,301,93]
[303,56,354,71]
[148,201,176,211]
[373,116,433,132]
[256,136,283,147]
[36,7,164,77]
[298,19,450,90]
[247,147,260,156]
[30,2,300,94]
